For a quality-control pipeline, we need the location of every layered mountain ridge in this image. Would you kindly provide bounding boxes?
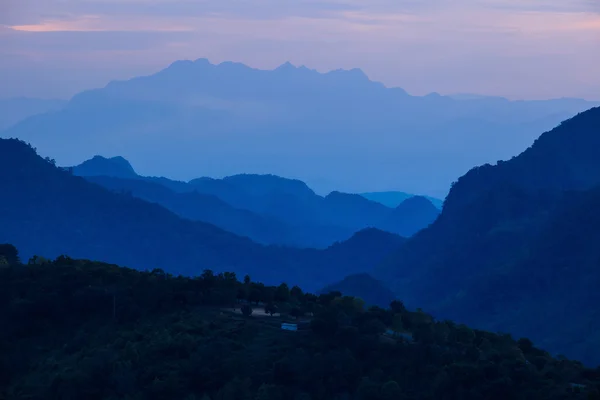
[3,58,597,197]
[70,155,439,247]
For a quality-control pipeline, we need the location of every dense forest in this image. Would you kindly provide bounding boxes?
[2,244,600,400]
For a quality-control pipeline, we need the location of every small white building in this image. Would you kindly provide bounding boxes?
[281,321,310,331]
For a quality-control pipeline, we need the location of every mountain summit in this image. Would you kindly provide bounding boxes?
[72,155,138,178]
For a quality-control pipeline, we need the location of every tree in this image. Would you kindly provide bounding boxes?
[0,244,20,265]
[517,338,534,354]
[201,270,216,286]
[391,314,404,334]
[352,297,365,313]
[248,285,263,305]
[319,291,341,306]
[290,286,303,301]
[390,300,407,314]
[28,255,50,265]
[241,304,253,317]
[244,275,251,285]
[274,283,290,303]
[264,303,278,316]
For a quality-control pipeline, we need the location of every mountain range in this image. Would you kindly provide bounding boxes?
[2,59,598,197]
[0,137,409,292]
[70,155,439,247]
[2,58,600,366]
[3,107,600,365]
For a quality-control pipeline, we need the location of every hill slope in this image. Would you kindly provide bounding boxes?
[0,97,66,130]
[83,175,341,248]
[375,106,600,364]
[379,196,440,237]
[74,157,437,245]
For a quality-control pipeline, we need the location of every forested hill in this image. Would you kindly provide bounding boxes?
[443,105,600,216]
[1,249,600,400]
[73,155,439,247]
[0,138,402,292]
[374,106,600,364]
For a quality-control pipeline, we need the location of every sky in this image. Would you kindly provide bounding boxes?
[1,0,599,100]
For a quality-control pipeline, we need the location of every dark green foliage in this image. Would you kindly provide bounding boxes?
[0,243,20,265]
[241,304,253,317]
[1,252,599,399]
[264,303,278,316]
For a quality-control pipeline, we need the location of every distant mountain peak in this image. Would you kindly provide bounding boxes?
[328,67,369,80]
[166,59,196,70]
[194,58,211,66]
[217,60,252,71]
[223,173,316,197]
[275,61,296,71]
[72,155,138,179]
[396,195,436,210]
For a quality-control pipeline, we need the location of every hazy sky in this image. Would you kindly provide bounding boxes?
[1,0,599,100]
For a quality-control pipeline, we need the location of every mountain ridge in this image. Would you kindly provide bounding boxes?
[0,137,406,292]
[70,155,440,245]
[3,58,598,196]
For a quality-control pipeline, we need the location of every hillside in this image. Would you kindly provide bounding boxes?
[83,175,343,248]
[320,273,397,308]
[374,107,600,364]
[3,58,598,197]
[1,252,599,399]
[320,229,406,274]
[0,138,403,291]
[379,196,440,237]
[73,157,437,245]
